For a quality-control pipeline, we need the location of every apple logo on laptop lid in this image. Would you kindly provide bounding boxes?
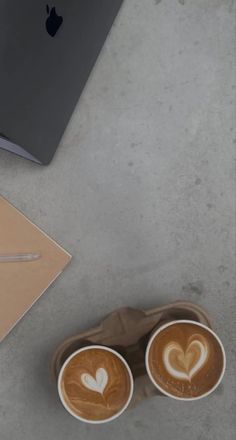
[46,5,63,37]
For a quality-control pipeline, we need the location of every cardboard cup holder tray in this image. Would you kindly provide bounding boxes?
[52,301,211,407]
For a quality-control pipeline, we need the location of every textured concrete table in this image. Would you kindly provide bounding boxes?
[0,1,235,439]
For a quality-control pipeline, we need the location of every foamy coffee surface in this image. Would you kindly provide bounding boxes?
[148,322,224,398]
[60,348,131,421]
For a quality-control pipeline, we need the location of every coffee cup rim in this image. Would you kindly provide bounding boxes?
[57,345,134,424]
[145,319,226,401]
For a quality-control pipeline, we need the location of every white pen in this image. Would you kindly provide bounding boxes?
[0,253,41,262]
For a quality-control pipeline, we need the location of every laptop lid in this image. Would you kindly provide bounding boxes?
[0,0,123,164]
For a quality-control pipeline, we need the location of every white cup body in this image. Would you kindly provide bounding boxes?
[145,319,226,401]
[58,345,134,423]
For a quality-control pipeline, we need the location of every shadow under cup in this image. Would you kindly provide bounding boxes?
[145,320,226,400]
[57,345,134,424]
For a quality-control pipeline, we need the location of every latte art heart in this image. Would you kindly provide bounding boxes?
[163,335,209,381]
[81,368,108,394]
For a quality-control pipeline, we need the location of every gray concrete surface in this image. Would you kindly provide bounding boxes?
[0,0,235,439]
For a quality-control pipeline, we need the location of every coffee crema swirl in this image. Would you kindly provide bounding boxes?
[59,348,132,422]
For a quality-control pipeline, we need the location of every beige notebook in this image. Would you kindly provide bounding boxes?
[0,195,71,341]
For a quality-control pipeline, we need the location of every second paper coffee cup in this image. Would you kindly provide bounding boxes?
[57,345,134,424]
[145,320,226,400]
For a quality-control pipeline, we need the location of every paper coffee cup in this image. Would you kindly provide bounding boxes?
[145,320,226,401]
[58,345,134,423]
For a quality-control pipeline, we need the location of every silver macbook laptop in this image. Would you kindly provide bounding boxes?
[0,1,123,164]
